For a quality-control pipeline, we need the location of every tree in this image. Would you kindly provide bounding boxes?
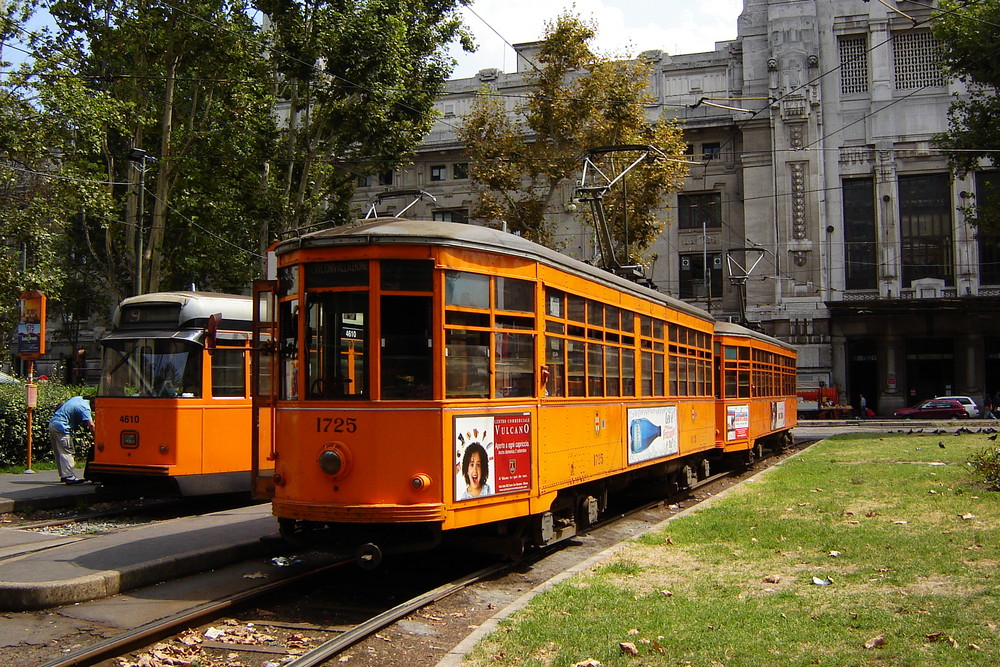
[33,0,281,298]
[458,11,688,264]
[0,0,118,347]
[255,0,473,233]
[933,0,1000,229]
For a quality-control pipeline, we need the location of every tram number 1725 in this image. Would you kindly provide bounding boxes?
[316,417,358,433]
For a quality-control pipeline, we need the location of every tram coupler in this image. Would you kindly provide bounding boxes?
[355,543,383,570]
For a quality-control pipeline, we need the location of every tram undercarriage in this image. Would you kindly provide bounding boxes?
[275,444,781,569]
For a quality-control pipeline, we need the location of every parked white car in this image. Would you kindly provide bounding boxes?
[0,371,18,384]
[934,396,980,418]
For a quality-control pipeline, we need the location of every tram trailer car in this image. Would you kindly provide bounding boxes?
[713,321,797,469]
[254,219,797,566]
[88,292,272,496]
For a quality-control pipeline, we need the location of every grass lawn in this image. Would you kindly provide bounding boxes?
[465,433,999,666]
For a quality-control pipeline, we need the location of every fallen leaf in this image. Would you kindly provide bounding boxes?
[571,660,602,667]
[863,635,886,649]
[627,628,640,635]
[925,632,943,641]
[619,642,639,655]
[659,590,673,597]
[242,572,268,579]
[959,513,975,520]
[763,575,781,584]
[812,576,833,586]
[894,521,908,525]
[829,550,841,557]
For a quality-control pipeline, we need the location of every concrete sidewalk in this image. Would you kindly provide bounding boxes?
[0,468,99,513]
[0,502,282,610]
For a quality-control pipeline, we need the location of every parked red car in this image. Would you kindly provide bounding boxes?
[893,399,969,419]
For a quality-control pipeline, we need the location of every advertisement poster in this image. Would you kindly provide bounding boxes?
[727,404,750,441]
[454,413,531,501]
[626,406,679,465]
[771,400,786,429]
[17,291,46,359]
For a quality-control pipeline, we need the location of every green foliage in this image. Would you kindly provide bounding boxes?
[257,0,472,233]
[459,11,688,260]
[0,378,95,467]
[968,445,1000,489]
[933,1,1000,231]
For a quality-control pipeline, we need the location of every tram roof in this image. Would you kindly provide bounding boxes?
[714,320,796,353]
[276,218,714,323]
[113,291,252,329]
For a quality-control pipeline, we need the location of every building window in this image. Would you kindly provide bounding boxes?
[453,163,469,180]
[357,175,371,188]
[679,253,722,300]
[378,171,393,186]
[893,30,944,90]
[842,178,877,290]
[433,209,468,223]
[976,171,1000,286]
[702,143,721,161]
[678,192,722,230]
[899,173,952,285]
[839,35,869,95]
[430,165,446,182]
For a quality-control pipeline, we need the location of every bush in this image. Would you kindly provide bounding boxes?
[968,445,1000,490]
[0,378,96,467]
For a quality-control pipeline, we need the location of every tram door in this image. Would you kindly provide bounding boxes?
[251,280,278,499]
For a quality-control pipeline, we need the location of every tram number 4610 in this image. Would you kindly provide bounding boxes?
[316,417,358,433]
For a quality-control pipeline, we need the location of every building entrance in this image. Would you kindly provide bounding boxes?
[905,338,954,405]
[985,337,1000,402]
[847,339,878,415]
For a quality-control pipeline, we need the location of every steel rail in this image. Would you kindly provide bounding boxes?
[40,558,350,667]
[285,562,508,667]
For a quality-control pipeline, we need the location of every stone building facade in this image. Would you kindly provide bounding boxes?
[355,0,998,416]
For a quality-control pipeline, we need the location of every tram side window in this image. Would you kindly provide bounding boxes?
[306,292,368,399]
[445,272,489,309]
[381,295,432,399]
[446,329,489,398]
[279,300,299,400]
[211,346,246,398]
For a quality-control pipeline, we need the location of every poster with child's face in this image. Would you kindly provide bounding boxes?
[454,414,531,502]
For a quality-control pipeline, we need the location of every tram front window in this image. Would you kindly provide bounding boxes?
[100,339,203,398]
[306,292,367,399]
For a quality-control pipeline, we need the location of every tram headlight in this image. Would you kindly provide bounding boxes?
[411,474,432,491]
[318,444,351,479]
[318,450,342,475]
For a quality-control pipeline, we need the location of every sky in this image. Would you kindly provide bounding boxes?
[447,0,744,79]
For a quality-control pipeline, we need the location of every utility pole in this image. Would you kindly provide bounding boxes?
[128,148,149,296]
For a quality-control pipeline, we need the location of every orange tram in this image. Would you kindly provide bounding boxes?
[88,291,272,495]
[252,219,797,566]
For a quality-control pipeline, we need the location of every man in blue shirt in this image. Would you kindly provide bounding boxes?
[48,396,94,484]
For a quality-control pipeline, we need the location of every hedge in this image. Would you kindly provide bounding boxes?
[0,377,96,468]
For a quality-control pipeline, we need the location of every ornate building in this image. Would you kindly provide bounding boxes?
[355,0,997,416]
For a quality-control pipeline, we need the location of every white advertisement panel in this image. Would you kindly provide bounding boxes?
[626,406,679,465]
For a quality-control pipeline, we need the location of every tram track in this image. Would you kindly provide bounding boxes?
[23,440,812,667]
